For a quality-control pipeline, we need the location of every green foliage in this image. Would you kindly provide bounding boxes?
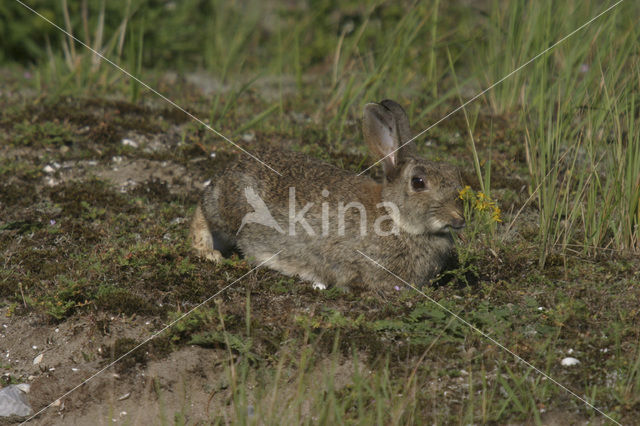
[0,2,58,63]
[13,120,75,147]
[476,0,640,262]
[40,275,92,320]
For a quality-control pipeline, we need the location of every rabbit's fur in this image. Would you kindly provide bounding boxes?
[190,100,464,292]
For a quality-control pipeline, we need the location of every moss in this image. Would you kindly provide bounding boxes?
[0,182,38,207]
[48,178,139,217]
[131,179,178,202]
[0,97,190,163]
[95,285,160,316]
[12,120,76,147]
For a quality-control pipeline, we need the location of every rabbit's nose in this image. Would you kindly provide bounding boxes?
[449,214,465,230]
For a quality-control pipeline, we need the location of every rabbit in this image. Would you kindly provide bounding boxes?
[190,99,465,292]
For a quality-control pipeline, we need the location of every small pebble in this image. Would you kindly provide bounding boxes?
[121,138,139,148]
[33,354,43,365]
[241,133,255,142]
[45,177,58,187]
[561,357,580,366]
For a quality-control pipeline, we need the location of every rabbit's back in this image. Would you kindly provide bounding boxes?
[204,147,376,232]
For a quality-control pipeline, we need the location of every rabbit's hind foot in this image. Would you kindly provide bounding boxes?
[190,204,223,263]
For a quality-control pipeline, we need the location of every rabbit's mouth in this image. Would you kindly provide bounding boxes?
[428,213,465,234]
[447,216,466,231]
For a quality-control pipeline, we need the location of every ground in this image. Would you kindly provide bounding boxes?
[1,70,638,425]
[1,1,640,424]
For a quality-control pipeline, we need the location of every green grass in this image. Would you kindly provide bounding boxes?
[1,0,640,424]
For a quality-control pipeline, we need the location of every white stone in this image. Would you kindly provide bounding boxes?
[561,357,580,366]
[33,354,43,365]
[121,138,139,148]
[312,282,326,290]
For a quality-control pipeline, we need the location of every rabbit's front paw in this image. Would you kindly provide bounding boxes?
[200,248,223,263]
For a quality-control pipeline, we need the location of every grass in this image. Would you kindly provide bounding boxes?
[1,0,640,424]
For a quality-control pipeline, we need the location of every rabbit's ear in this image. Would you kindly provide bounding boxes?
[363,103,400,177]
[379,99,417,160]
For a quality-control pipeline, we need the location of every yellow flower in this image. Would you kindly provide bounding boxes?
[491,206,502,222]
[458,185,471,200]
[459,185,502,222]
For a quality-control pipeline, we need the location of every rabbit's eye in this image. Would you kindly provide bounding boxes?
[411,176,426,191]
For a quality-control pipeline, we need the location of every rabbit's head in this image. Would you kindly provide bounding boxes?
[363,100,465,235]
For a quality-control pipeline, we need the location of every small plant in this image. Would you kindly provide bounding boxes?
[13,120,75,147]
[459,185,502,240]
[40,275,92,320]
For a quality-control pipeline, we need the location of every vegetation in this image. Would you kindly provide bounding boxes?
[1,0,639,424]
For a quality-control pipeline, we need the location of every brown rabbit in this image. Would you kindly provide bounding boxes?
[190,100,464,291]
